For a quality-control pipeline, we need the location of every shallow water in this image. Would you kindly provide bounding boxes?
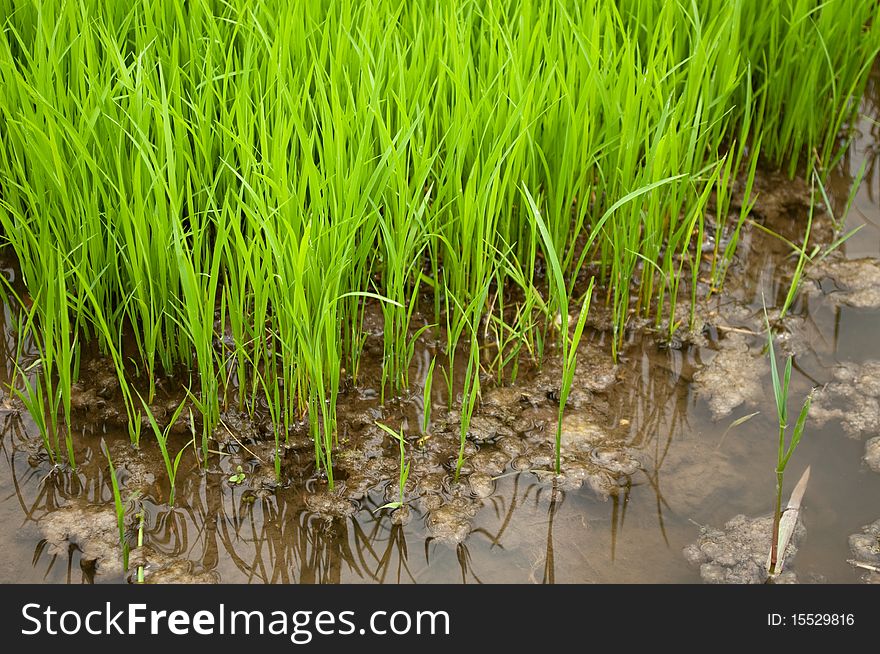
[1,72,879,585]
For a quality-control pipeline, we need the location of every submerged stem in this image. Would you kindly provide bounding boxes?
[770,466,784,575]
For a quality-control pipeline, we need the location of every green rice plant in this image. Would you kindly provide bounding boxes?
[375,422,411,511]
[744,0,880,175]
[2,278,77,467]
[254,368,283,483]
[138,395,190,506]
[490,242,544,380]
[778,180,816,321]
[764,306,813,576]
[442,282,490,411]
[811,164,867,265]
[757,167,864,321]
[101,441,129,573]
[711,135,763,293]
[525,186,596,472]
[8,307,59,465]
[454,342,482,484]
[663,164,724,341]
[135,509,145,584]
[0,0,878,486]
[421,357,436,435]
[170,215,227,465]
[66,264,142,447]
[556,283,595,473]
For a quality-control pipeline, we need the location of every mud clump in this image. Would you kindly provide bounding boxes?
[68,357,126,424]
[467,472,495,498]
[848,520,880,584]
[684,514,804,584]
[390,505,412,526]
[105,440,157,492]
[466,415,515,442]
[528,343,618,408]
[215,409,263,446]
[558,414,611,453]
[848,520,880,564]
[535,414,641,497]
[129,546,220,584]
[590,446,641,475]
[482,386,532,411]
[426,496,479,545]
[304,491,357,519]
[810,361,880,436]
[692,332,764,419]
[806,256,880,309]
[535,462,617,495]
[469,449,509,477]
[39,503,122,576]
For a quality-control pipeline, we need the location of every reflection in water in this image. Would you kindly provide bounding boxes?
[609,479,635,558]
[541,482,560,584]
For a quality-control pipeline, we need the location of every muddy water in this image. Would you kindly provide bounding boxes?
[2,77,880,585]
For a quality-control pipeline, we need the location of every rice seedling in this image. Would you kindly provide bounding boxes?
[375,422,411,511]
[755,167,864,321]
[810,164,867,264]
[1,279,78,467]
[138,395,190,506]
[525,185,596,472]
[135,509,145,584]
[9,308,59,465]
[101,441,129,572]
[421,357,436,435]
[763,306,813,577]
[454,341,482,483]
[778,181,816,321]
[708,73,762,293]
[766,466,810,578]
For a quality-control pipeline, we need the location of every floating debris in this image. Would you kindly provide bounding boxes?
[865,437,880,473]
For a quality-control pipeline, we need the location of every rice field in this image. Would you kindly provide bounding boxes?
[0,0,878,509]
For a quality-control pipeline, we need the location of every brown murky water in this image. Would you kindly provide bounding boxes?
[1,71,879,585]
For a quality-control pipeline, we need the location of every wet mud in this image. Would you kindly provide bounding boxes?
[810,361,880,437]
[848,520,880,583]
[683,513,804,584]
[806,257,880,310]
[38,501,122,577]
